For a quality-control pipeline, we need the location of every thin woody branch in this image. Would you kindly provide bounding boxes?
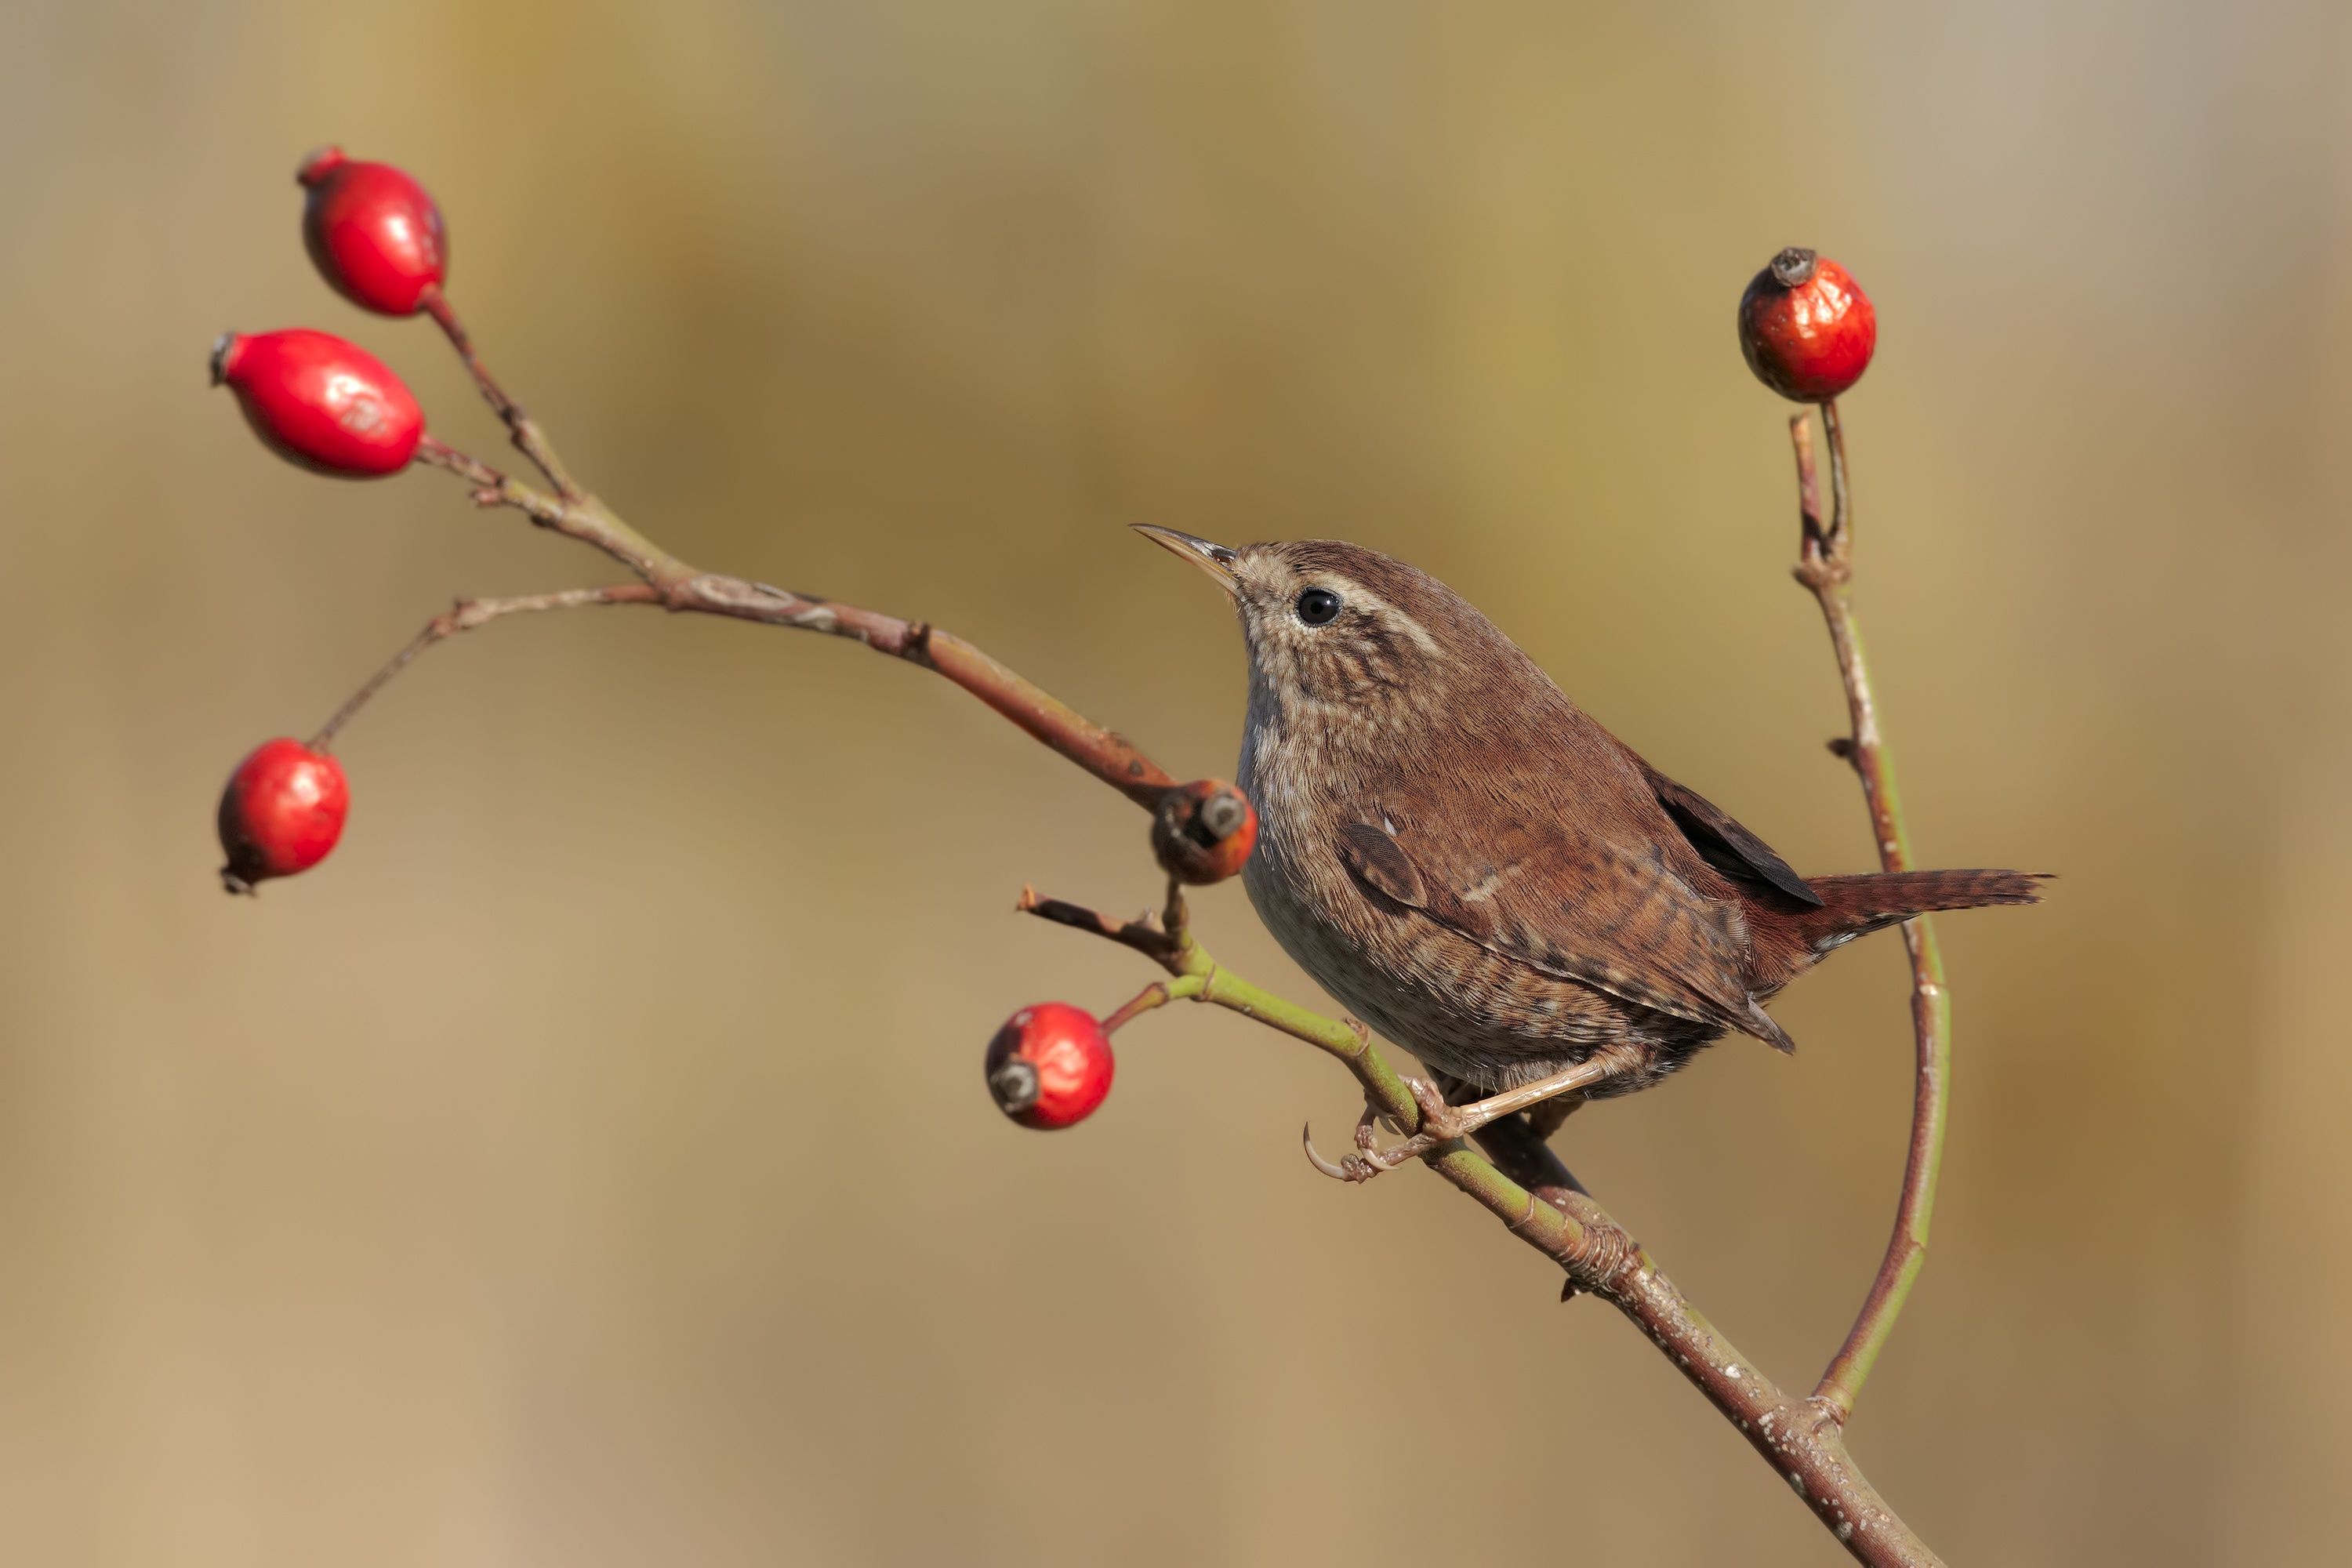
[401,432,1175,808]
[1014,886,1179,963]
[368,296,1944,1566]
[419,285,584,501]
[1791,402,1954,1425]
[310,584,660,748]
[1427,1148,1940,1565]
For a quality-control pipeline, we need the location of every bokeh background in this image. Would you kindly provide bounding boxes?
[0,2,2346,1563]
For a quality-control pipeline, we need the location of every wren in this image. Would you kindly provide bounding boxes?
[1139,528,2041,1112]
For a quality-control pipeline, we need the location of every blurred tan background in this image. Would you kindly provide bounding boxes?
[0,1,2346,1563]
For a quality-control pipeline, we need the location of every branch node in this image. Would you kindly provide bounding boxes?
[1553,1207,1636,1298]
[1406,1076,1464,1139]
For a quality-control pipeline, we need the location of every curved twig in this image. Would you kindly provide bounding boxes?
[419,285,583,501]
[1791,403,1953,1425]
[1100,975,1204,1034]
[397,433,1178,809]
[310,585,659,747]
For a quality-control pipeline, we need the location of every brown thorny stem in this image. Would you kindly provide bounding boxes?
[305,293,1945,1566]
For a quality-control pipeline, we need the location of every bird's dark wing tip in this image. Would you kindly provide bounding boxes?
[1645,763,1824,908]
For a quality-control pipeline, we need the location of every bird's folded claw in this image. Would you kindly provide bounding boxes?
[1302,1084,1470,1184]
[1301,1122,1384,1183]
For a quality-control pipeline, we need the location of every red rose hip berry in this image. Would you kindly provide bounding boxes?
[217,739,349,895]
[1737,248,1877,401]
[985,1003,1114,1129]
[298,147,448,317]
[1150,779,1258,886]
[211,328,423,477]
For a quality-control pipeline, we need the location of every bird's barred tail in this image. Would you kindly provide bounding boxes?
[1798,869,2046,946]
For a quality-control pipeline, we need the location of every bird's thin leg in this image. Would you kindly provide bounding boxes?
[1418,1054,1633,1141]
[1526,1094,1582,1142]
[1307,1050,1639,1181]
[1437,1064,1581,1145]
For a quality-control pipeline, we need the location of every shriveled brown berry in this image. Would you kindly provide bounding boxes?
[1151,779,1259,885]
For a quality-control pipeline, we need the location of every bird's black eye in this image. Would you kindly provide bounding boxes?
[1296,587,1342,626]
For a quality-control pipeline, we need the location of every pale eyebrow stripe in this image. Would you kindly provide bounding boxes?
[1316,579,1440,655]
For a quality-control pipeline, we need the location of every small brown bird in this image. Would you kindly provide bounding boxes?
[1139,528,2040,1116]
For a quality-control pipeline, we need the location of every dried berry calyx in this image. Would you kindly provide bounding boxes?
[217,739,350,895]
[985,1003,1114,1129]
[989,1058,1043,1116]
[299,146,448,317]
[1737,249,1877,403]
[212,328,424,477]
[1768,246,1819,289]
[1150,779,1260,886]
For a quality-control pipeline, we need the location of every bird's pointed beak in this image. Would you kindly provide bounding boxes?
[1132,525,1239,598]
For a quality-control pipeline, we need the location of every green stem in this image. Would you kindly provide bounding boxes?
[1100,974,1207,1033]
[1795,402,1951,1424]
[1168,935,1421,1132]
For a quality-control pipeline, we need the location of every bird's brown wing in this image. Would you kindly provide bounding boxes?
[1335,811,1795,1052]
